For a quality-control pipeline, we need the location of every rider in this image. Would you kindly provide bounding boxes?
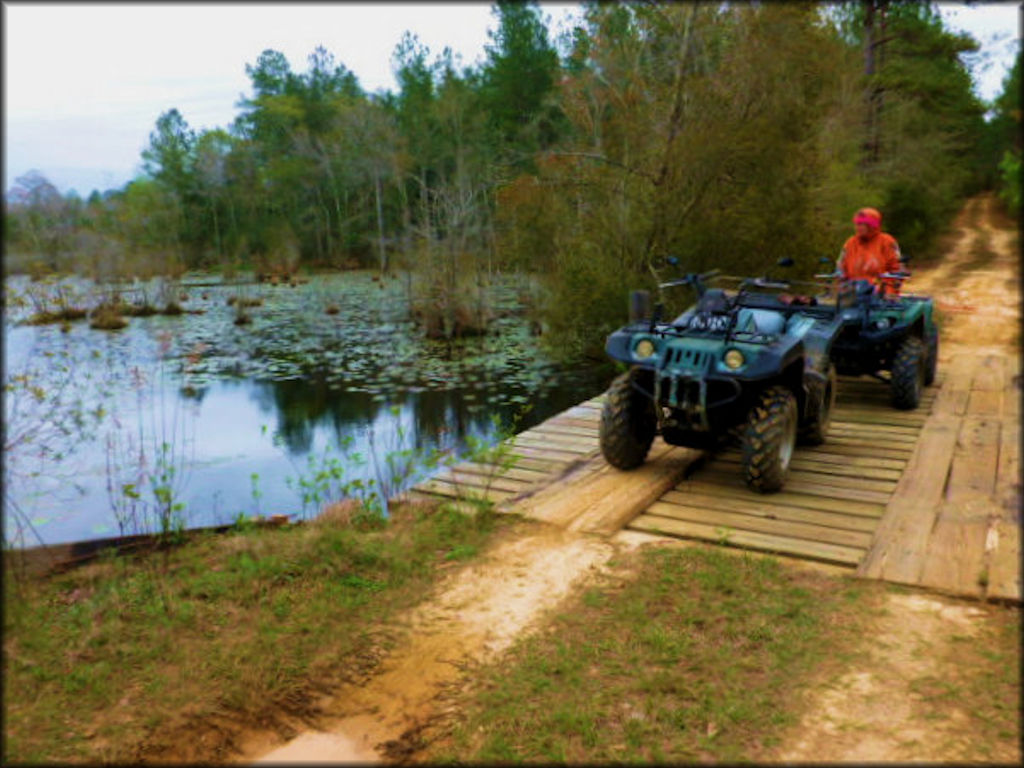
[837,207,904,295]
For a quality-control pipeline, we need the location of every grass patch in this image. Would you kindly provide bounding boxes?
[435,546,870,763]
[26,307,87,325]
[3,501,504,764]
[908,600,1020,761]
[88,305,127,331]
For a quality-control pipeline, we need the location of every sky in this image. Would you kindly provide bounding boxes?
[3,2,1020,198]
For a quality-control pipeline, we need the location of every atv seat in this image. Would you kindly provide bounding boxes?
[735,308,786,336]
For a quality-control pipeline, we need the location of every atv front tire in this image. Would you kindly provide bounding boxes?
[600,371,656,470]
[924,331,939,387]
[891,336,925,410]
[799,364,837,446]
[742,386,798,493]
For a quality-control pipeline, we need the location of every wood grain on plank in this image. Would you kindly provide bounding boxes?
[647,500,875,548]
[917,498,990,598]
[659,490,881,530]
[691,467,894,504]
[629,514,864,566]
[857,416,960,582]
[710,453,902,482]
[986,517,1022,602]
[997,421,1021,514]
[945,417,1000,502]
[932,354,975,416]
[671,480,886,518]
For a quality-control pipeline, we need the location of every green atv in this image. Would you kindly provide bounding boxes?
[599,259,844,492]
[817,255,938,410]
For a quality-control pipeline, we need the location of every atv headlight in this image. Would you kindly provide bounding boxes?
[634,339,656,358]
[723,349,745,369]
[874,317,891,330]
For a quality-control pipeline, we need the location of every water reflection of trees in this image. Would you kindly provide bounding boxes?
[249,377,383,453]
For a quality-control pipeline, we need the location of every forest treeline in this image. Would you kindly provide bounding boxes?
[4,1,1020,354]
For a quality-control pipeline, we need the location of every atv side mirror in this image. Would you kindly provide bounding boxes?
[666,256,680,267]
[777,257,794,268]
[629,290,651,323]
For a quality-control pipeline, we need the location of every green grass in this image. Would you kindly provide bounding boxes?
[908,599,1020,762]
[2,501,504,764]
[435,546,871,763]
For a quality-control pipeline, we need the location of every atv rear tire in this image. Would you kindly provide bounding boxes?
[799,364,837,446]
[924,331,939,387]
[742,386,798,493]
[600,371,656,470]
[891,336,925,410]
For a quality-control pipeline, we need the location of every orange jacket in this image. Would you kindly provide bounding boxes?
[838,231,902,283]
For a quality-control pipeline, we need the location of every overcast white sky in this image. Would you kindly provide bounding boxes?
[3,2,1019,197]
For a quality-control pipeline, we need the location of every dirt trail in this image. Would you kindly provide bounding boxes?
[245,526,621,763]
[772,193,1021,763]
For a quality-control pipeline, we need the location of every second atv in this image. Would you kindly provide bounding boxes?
[818,255,939,410]
[599,259,843,493]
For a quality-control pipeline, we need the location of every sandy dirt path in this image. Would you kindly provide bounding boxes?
[773,193,1021,764]
[243,524,624,762]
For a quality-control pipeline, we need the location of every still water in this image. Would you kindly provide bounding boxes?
[3,272,612,546]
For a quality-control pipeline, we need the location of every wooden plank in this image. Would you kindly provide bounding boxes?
[565,446,704,535]
[760,449,906,472]
[699,462,898,494]
[720,447,906,471]
[657,492,880,533]
[512,432,597,450]
[432,470,533,494]
[542,415,601,431]
[628,514,864,566]
[646,502,874,549]
[857,416,960,582]
[826,424,920,443]
[416,478,513,503]
[711,453,902,482]
[830,412,929,429]
[917,499,990,598]
[946,418,1000,502]
[527,423,600,439]
[971,354,1006,391]
[932,354,975,416]
[513,439,700,531]
[986,518,1022,602]
[815,436,915,457]
[997,421,1021,514]
[690,467,894,504]
[495,455,569,474]
[966,389,1002,417]
[442,463,553,485]
[670,481,886,518]
[508,444,593,463]
[510,438,594,456]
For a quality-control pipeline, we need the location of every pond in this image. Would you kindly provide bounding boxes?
[3,271,613,547]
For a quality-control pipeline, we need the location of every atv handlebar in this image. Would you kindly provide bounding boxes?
[658,269,721,290]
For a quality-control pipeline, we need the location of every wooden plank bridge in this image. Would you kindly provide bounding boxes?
[408,351,1020,602]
